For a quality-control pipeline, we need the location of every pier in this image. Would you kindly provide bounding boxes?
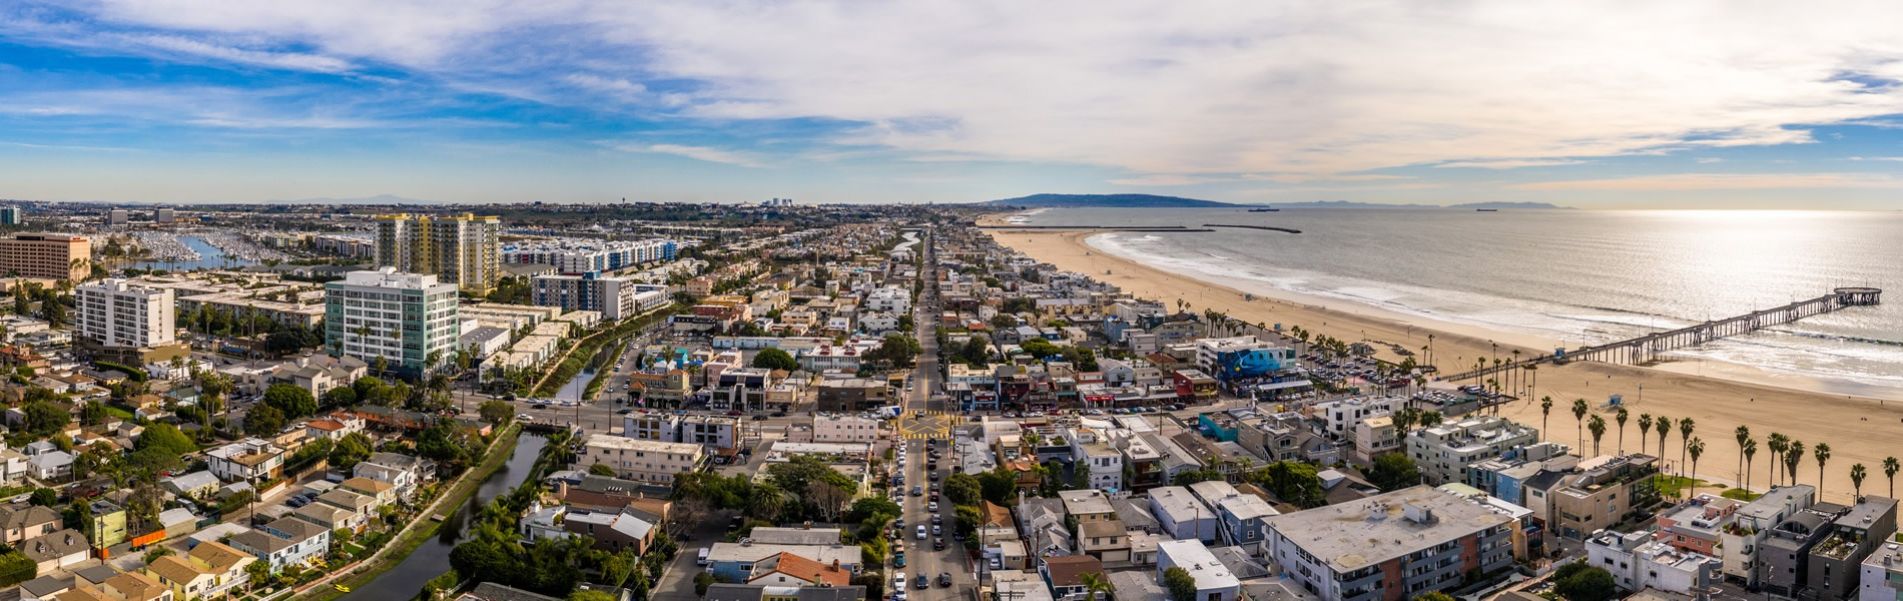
[1438,287,1882,382]
[977,225,1216,232]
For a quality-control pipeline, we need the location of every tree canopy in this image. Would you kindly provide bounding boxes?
[751,348,799,371]
[1163,566,1198,601]
[1367,452,1422,492]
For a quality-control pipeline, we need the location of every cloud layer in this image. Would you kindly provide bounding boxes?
[8,0,1903,201]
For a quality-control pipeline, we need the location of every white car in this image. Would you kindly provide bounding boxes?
[916,525,927,540]
[893,572,906,589]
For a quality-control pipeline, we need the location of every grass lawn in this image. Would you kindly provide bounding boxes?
[291,423,522,601]
[1721,487,1762,501]
[1655,475,1707,499]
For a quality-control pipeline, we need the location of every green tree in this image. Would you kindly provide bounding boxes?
[751,348,800,371]
[568,590,616,601]
[321,386,358,408]
[1367,452,1421,491]
[977,467,1019,505]
[479,400,515,425]
[1078,572,1116,601]
[693,573,716,596]
[1571,398,1589,450]
[1163,566,1198,601]
[1254,461,1326,507]
[1415,593,1458,601]
[263,383,318,419]
[329,432,374,471]
[244,405,286,436]
[943,473,983,506]
[845,497,902,524]
[29,488,58,507]
[1554,563,1618,601]
[589,463,618,477]
[22,399,70,436]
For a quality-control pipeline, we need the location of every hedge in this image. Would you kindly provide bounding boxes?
[0,552,36,587]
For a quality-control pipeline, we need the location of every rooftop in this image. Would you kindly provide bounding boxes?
[1265,485,1512,572]
[1159,539,1242,590]
[1058,489,1115,516]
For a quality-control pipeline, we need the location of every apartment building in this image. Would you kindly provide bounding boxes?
[206,438,285,483]
[0,233,90,281]
[1157,540,1241,601]
[531,273,664,320]
[0,206,21,225]
[1059,490,1118,524]
[1764,507,1842,597]
[1266,486,1515,601]
[1586,529,1722,596]
[1811,496,1899,600]
[1313,396,1405,443]
[76,279,176,349]
[228,517,331,573]
[812,415,881,444]
[1405,416,1541,485]
[1722,485,1816,586]
[375,213,501,295]
[580,435,706,486]
[1532,454,1660,540]
[1150,486,1218,543]
[324,268,461,376]
[502,238,676,273]
[1354,416,1400,464]
[1859,541,1903,601]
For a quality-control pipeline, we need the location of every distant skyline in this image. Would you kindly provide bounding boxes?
[4,1,1903,208]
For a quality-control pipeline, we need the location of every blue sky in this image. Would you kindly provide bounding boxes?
[4,1,1903,207]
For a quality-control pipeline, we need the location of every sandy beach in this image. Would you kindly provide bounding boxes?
[985,218,1903,503]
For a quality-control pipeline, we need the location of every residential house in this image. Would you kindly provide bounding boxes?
[1157,539,1242,601]
[227,517,330,573]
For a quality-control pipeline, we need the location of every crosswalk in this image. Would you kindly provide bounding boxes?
[901,430,952,441]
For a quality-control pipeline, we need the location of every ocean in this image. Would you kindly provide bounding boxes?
[1020,207,1903,397]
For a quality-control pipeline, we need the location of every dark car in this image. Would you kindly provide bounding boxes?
[531,403,548,409]
[911,485,923,497]
[938,573,952,587]
[915,575,930,590]
[933,537,946,551]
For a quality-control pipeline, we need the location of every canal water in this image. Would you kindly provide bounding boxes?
[132,236,258,271]
[553,369,596,402]
[340,434,548,601]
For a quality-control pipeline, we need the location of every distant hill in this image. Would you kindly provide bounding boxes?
[1448,201,1567,210]
[271,193,437,205]
[981,193,1240,208]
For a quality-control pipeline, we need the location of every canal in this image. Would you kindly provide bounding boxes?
[340,434,548,601]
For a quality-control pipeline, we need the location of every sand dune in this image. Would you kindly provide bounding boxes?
[986,223,1903,503]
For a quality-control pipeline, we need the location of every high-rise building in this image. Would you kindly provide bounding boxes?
[76,279,177,349]
[0,206,22,225]
[108,209,129,227]
[0,233,92,280]
[324,268,461,376]
[530,273,668,320]
[155,208,177,224]
[374,213,502,296]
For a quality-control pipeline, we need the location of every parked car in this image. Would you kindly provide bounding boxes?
[915,575,929,590]
[893,572,906,590]
[938,573,952,587]
[916,525,927,540]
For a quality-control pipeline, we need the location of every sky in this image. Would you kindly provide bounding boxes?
[4,1,1903,207]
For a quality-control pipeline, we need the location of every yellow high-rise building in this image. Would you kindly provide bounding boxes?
[374,213,501,296]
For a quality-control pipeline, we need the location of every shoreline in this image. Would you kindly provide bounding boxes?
[985,218,1903,504]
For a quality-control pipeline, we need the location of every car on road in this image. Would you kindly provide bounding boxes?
[517,414,534,422]
[916,525,926,540]
[931,524,941,536]
[696,548,710,566]
[930,514,942,525]
[928,501,938,512]
[915,575,929,590]
[893,551,905,568]
[531,403,548,409]
[911,486,923,497]
[893,572,906,590]
[938,573,952,587]
[933,537,946,551]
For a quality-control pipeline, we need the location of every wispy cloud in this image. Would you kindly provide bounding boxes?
[610,142,765,167]
[1512,173,1903,191]
[1108,174,1215,186]
[1435,158,1587,169]
[1848,156,1903,162]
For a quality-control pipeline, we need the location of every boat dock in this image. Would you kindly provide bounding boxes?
[1438,287,1882,381]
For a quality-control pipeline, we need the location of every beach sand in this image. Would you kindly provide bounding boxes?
[985,220,1903,503]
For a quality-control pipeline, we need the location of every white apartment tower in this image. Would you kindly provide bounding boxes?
[324,268,461,376]
[76,279,176,348]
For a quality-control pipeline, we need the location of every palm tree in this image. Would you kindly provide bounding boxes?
[1540,397,1554,442]
[1654,417,1673,467]
[1734,425,1751,487]
[1885,457,1899,498]
[1852,464,1868,497]
[1078,572,1116,601]
[1638,414,1654,455]
[1615,408,1629,454]
[1786,441,1805,489]
[1742,438,1758,493]
[1587,415,1607,455]
[1678,418,1696,477]
[1768,434,1790,485]
[1571,398,1589,450]
[1687,437,1705,497]
[1814,443,1831,496]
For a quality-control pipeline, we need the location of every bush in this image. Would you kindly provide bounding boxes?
[0,552,36,587]
[694,572,716,596]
